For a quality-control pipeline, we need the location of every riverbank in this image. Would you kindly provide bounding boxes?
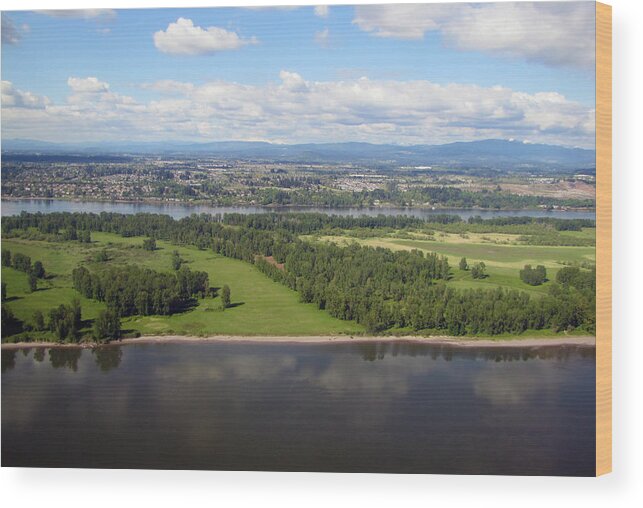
[1,334,596,349]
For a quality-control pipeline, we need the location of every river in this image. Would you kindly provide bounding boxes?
[1,198,595,220]
[1,342,596,475]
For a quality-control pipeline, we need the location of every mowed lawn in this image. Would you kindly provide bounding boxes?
[314,234,595,296]
[1,233,363,337]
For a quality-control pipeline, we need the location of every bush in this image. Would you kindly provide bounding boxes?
[520,264,547,286]
[470,262,487,279]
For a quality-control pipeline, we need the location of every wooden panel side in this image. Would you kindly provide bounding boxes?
[596,1,612,477]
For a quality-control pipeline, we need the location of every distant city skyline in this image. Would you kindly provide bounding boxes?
[1,3,596,147]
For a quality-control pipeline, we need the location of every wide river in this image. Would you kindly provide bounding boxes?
[1,198,596,220]
[2,342,596,475]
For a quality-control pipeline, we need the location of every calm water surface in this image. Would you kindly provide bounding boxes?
[2,342,596,475]
[1,198,596,220]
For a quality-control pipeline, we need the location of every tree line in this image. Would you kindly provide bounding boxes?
[72,264,209,317]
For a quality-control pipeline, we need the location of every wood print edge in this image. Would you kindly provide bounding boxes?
[595,0,612,477]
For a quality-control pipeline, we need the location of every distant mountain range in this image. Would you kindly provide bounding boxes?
[1,138,596,171]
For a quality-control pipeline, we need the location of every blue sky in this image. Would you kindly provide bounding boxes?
[1,3,597,147]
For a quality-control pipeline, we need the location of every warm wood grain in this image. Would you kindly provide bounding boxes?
[596,1,612,477]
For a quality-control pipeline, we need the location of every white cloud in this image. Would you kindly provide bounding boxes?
[36,9,117,21]
[154,18,257,56]
[67,76,110,94]
[315,28,330,47]
[2,14,22,45]
[1,81,49,109]
[314,6,329,18]
[353,2,595,69]
[1,73,595,148]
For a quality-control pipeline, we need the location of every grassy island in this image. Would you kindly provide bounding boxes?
[1,212,595,344]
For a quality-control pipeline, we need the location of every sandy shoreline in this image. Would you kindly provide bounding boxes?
[1,334,596,349]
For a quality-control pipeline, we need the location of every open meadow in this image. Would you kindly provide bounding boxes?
[309,229,595,296]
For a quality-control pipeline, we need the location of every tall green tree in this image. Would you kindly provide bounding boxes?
[28,273,38,293]
[33,310,45,331]
[93,309,121,342]
[221,285,231,309]
[1,249,11,267]
[32,260,45,279]
[171,250,182,270]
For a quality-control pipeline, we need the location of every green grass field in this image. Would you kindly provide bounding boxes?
[1,232,363,339]
[312,233,595,296]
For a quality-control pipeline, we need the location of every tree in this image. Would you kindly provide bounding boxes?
[171,250,182,270]
[1,306,22,337]
[1,249,11,267]
[71,298,82,330]
[471,262,487,279]
[143,238,157,251]
[79,230,91,243]
[93,309,121,342]
[520,264,547,286]
[459,257,468,271]
[12,252,31,273]
[32,260,45,279]
[48,304,78,342]
[33,310,45,331]
[221,284,231,309]
[63,227,78,241]
[28,273,38,293]
[1,282,6,301]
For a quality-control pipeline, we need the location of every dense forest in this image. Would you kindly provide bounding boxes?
[2,212,596,336]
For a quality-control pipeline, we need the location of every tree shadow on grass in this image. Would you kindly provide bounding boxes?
[227,301,245,309]
[170,297,200,315]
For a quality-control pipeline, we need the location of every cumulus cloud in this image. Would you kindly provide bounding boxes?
[314,6,329,18]
[1,81,49,109]
[67,76,110,94]
[154,18,258,56]
[36,9,117,21]
[353,2,595,69]
[2,14,22,45]
[1,73,594,147]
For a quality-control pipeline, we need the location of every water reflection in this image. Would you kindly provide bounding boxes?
[352,341,594,363]
[1,342,595,373]
[93,346,123,372]
[1,342,596,475]
[48,348,82,371]
[1,349,16,372]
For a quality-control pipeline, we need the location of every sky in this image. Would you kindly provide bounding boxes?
[1,3,596,147]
